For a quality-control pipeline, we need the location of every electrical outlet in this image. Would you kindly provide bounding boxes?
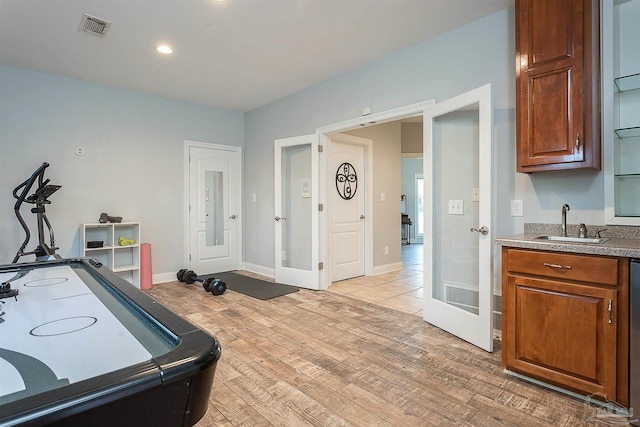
[448,200,464,215]
[384,246,389,255]
[511,200,524,217]
[472,188,479,202]
[380,192,385,202]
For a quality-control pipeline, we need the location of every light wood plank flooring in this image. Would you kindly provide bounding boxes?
[145,264,612,427]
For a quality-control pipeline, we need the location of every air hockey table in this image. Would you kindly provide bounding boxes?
[0,258,221,427]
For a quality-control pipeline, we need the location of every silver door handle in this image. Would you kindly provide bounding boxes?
[275,216,287,221]
[229,215,237,220]
[470,226,489,235]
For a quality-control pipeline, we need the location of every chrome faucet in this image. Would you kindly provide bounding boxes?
[561,204,570,237]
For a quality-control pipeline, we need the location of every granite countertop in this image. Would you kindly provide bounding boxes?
[496,223,640,258]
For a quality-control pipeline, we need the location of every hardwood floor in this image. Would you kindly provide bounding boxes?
[145,268,611,427]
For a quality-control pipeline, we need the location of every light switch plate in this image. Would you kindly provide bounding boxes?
[511,200,524,217]
[448,200,464,215]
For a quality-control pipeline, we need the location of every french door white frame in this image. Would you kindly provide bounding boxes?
[183,140,243,272]
[274,135,321,289]
[422,83,494,352]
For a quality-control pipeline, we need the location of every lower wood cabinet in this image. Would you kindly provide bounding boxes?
[502,248,629,406]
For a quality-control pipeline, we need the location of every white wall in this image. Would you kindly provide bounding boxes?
[0,65,244,275]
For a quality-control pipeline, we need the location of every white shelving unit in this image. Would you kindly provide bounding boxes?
[80,222,141,287]
[604,0,640,224]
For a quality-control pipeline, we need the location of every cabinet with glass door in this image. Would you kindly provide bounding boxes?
[604,0,640,223]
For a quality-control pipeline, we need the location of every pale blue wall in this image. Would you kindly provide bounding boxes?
[243,8,520,270]
[0,6,611,281]
[0,65,244,272]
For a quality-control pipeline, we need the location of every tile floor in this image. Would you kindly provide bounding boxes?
[328,243,424,316]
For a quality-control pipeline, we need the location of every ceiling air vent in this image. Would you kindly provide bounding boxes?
[79,13,111,37]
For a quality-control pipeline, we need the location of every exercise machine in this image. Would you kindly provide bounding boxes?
[11,162,62,263]
[176,269,227,295]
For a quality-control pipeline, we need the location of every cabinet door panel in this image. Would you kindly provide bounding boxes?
[528,0,575,66]
[505,275,617,398]
[526,68,581,164]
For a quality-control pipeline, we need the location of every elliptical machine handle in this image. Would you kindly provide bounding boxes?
[13,162,49,210]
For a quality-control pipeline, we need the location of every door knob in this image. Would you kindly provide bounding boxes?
[229,214,237,220]
[275,216,287,221]
[470,226,489,235]
[360,215,365,219]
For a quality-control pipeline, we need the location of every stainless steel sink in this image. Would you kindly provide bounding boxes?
[535,235,609,244]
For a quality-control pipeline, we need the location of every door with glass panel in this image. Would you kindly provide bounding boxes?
[274,135,320,289]
[423,84,494,352]
[188,144,241,274]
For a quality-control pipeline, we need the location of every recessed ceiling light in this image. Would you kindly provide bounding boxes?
[157,45,173,54]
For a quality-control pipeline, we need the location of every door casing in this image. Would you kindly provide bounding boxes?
[317,100,435,289]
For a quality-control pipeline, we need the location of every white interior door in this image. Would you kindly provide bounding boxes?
[423,83,494,352]
[188,143,241,274]
[274,135,320,289]
[329,135,367,282]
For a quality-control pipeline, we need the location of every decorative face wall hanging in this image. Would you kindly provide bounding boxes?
[335,162,357,200]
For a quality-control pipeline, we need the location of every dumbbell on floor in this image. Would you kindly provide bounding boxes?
[176,269,227,295]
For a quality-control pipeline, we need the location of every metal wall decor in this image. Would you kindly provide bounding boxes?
[335,162,357,200]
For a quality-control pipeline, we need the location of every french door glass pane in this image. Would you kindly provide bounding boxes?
[205,170,224,247]
[432,106,480,314]
[280,145,312,270]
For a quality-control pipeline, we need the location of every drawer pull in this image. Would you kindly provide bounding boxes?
[608,299,613,324]
[543,262,572,270]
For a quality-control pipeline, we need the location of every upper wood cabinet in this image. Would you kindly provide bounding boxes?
[516,0,600,172]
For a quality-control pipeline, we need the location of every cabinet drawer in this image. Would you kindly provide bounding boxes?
[506,249,619,286]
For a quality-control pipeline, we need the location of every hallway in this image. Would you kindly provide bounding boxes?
[327,244,424,316]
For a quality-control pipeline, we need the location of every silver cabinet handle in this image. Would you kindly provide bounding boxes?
[543,262,572,270]
[608,299,613,324]
[470,226,489,235]
[229,214,237,220]
[275,216,286,221]
[360,215,365,219]
[575,133,580,150]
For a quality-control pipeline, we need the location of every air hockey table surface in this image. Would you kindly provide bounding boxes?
[0,258,221,427]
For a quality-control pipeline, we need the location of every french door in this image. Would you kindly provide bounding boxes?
[423,84,494,352]
[274,135,320,289]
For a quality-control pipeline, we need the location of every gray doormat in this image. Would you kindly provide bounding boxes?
[201,271,299,300]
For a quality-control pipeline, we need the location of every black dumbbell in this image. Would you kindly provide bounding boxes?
[176,269,227,296]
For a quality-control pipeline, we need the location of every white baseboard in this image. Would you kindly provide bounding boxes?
[241,262,275,279]
[154,261,401,285]
[153,271,178,284]
[372,262,403,276]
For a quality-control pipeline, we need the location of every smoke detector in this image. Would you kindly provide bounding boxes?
[79,13,111,37]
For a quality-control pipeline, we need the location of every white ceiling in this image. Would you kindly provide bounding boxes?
[0,0,513,112]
